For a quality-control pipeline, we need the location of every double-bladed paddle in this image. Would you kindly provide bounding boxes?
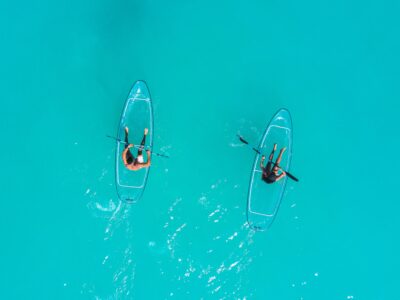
[237,134,299,182]
[106,135,169,158]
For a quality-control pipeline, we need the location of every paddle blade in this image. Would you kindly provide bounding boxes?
[286,172,299,182]
[253,147,261,154]
[237,134,249,145]
[106,135,117,141]
[155,153,170,158]
[106,135,124,143]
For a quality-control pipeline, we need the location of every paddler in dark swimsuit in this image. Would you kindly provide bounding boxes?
[122,127,151,171]
[261,143,286,184]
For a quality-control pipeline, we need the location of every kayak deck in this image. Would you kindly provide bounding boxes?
[247,109,292,231]
[115,81,153,203]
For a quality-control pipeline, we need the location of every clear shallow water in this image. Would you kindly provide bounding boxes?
[1,0,400,299]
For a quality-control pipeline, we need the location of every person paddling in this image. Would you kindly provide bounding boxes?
[122,127,151,171]
[261,143,286,184]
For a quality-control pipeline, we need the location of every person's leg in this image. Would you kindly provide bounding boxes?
[269,143,277,161]
[124,127,135,164]
[275,147,286,166]
[139,133,146,147]
[124,127,129,149]
[137,128,148,156]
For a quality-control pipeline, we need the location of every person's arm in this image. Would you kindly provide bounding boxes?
[260,155,265,169]
[275,171,286,182]
[144,150,151,167]
[122,144,134,166]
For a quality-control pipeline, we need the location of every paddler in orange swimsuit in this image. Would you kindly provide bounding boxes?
[122,127,151,171]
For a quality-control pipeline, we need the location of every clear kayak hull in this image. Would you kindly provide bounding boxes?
[247,109,293,231]
[115,81,154,203]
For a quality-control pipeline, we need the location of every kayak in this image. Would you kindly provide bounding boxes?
[247,108,293,231]
[115,81,154,203]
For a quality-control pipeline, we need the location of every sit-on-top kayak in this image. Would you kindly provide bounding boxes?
[247,108,292,231]
[115,80,154,203]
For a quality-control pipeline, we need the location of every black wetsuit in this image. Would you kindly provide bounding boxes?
[262,161,278,184]
[262,173,277,184]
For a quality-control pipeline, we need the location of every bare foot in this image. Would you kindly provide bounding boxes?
[280,147,286,153]
[125,127,129,134]
[273,143,277,151]
[144,128,148,135]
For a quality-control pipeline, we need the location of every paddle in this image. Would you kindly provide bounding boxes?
[237,134,299,182]
[106,135,170,158]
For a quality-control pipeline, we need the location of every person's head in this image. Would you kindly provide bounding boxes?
[273,166,279,174]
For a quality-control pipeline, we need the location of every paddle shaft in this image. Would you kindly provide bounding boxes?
[106,135,169,158]
[237,134,298,182]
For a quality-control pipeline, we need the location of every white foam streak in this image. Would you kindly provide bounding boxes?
[228,260,240,270]
[226,232,238,242]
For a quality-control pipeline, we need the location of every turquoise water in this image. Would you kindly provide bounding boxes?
[1,0,400,299]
